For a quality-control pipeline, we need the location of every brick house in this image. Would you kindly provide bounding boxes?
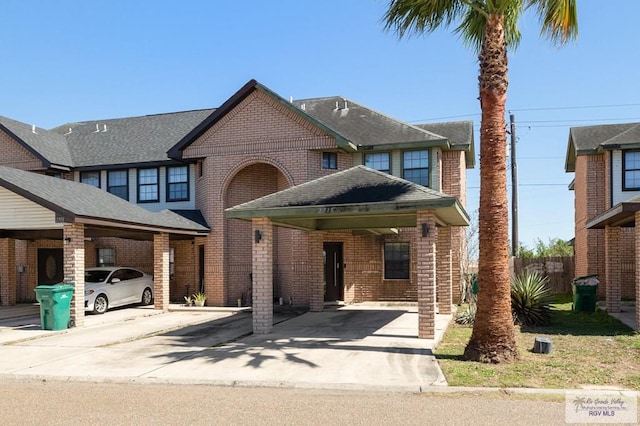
[0,80,473,337]
[566,122,640,328]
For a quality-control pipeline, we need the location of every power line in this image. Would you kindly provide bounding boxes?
[509,103,640,112]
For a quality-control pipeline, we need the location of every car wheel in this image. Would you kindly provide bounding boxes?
[141,288,153,305]
[93,294,108,314]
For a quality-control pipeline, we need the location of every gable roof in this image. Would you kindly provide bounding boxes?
[565,122,640,172]
[168,80,475,168]
[0,166,209,237]
[0,116,73,169]
[168,80,357,159]
[225,165,469,231]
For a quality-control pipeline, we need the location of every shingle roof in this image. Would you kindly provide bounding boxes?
[292,97,445,147]
[415,121,475,168]
[52,109,215,167]
[0,166,209,233]
[226,165,469,228]
[0,116,73,167]
[565,122,640,172]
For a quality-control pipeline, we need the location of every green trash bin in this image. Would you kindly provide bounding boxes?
[34,284,75,330]
[571,275,599,312]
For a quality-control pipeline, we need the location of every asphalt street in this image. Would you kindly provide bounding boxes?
[0,379,568,426]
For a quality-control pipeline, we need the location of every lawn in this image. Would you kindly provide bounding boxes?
[435,295,640,390]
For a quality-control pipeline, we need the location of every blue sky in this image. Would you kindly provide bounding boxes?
[2,1,639,248]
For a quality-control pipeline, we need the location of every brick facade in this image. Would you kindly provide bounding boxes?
[0,85,471,322]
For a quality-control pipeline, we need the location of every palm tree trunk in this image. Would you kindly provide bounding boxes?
[464,13,518,363]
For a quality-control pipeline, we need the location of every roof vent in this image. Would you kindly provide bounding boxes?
[31,124,37,134]
[101,124,108,132]
[93,124,100,133]
[343,98,348,110]
[301,103,305,111]
[64,128,72,135]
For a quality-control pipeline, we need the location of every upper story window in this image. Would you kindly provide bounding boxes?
[80,171,100,188]
[322,152,337,169]
[107,169,129,200]
[403,150,429,186]
[167,166,189,202]
[364,152,390,173]
[384,242,410,280]
[623,150,640,190]
[137,168,159,202]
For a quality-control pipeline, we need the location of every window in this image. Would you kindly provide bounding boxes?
[170,247,175,279]
[137,168,159,202]
[403,150,429,186]
[167,166,189,201]
[384,242,410,279]
[97,248,115,267]
[107,170,128,200]
[623,151,640,190]
[365,152,390,173]
[80,171,100,188]
[322,152,337,169]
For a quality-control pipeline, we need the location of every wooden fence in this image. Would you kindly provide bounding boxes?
[512,256,575,294]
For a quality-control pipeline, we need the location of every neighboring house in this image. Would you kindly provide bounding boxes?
[565,122,640,328]
[0,80,474,337]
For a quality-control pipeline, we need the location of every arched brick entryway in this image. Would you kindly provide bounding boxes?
[224,162,304,306]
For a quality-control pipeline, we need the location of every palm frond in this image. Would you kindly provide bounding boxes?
[527,0,578,44]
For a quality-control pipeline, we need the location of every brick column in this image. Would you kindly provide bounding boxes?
[154,232,170,312]
[63,224,85,327]
[635,213,640,330]
[605,226,621,313]
[252,217,273,334]
[0,238,16,306]
[309,231,324,312]
[436,226,453,315]
[416,210,437,339]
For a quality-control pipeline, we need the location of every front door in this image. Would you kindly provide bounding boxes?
[323,242,344,302]
[37,248,64,285]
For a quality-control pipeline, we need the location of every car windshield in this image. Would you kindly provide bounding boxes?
[85,270,111,283]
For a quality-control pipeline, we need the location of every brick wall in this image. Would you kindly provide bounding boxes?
[0,129,43,170]
[574,154,607,296]
[441,150,467,302]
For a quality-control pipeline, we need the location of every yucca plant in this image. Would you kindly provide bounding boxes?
[511,271,554,326]
[455,302,477,325]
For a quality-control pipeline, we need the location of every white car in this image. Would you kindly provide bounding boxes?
[84,267,153,314]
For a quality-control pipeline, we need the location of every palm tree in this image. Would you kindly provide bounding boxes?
[383,0,577,363]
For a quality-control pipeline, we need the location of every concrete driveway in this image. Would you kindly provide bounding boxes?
[0,303,451,392]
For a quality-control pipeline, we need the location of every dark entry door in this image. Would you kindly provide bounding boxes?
[323,242,344,302]
[37,248,64,285]
[198,245,205,293]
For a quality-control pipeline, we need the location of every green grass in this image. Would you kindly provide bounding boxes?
[436,295,640,390]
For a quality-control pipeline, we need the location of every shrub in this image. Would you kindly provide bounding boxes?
[511,271,554,326]
[455,302,476,325]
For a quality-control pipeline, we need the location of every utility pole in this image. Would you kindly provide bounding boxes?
[510,113,519,257]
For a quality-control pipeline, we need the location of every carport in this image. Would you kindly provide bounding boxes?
[225,166,469,338]
[0,166,209,327]
[586,197,640,330]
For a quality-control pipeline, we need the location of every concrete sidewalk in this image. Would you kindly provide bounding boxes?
[0,304,451,392]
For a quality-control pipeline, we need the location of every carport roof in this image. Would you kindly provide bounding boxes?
[586,195,640,229]
[225,166,469,232]
[0,166,209,239]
